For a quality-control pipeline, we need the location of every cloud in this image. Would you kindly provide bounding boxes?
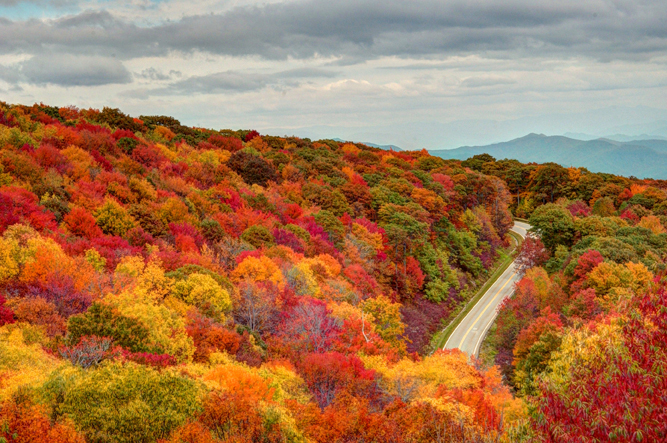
[0,0,74,6]
[0,0,665,150]
[0,63,21,83]
[168,71,268,94]
[118,87,151,100]
[0,1,664,62]
[461,75,517,88]
[153,67,340,95]
[137,67,182,81]
[18,54,132,86]
[273,68,339,79]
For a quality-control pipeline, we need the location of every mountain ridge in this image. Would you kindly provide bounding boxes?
[430,134,667,179]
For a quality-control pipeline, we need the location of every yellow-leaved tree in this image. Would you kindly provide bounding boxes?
[638,215,666,234]
[94,198,136,237]
[587,261,653,309]
[361,295,406,353]
[0,324,66,400]
[362,349,481,402]
[106,257,195,362]
[41,362,202,443]
[172,273,232,320]
[0,236,19,284]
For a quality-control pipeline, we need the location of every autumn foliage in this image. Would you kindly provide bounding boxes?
[468,151,667,441]
[6,102,667,442]
[0,102,527,443]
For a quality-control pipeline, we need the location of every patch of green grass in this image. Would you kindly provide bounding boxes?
[477,321,499,368]
[429,230,523,354]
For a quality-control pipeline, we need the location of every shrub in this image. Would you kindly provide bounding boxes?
[121,350,176,368]
[117,137,138,154]
[26,275,92,318]
[299,352,379,409]
[94,199,136,237]
[0,294,15,326]
[64,207,103,238]
[0,398,85,443]
[172,273,232,320]
[12,296,66,337]
[97,107,143,132]
[45,362,202,443]
[67,302,152,353]
[207,135,242,152]
[240,225,275,248]
[200,218,226,243]
[185,312,241,363]
[0,186,57,234]
[244,130,260,142]
[226,151,278,186]
[59,336,114,368]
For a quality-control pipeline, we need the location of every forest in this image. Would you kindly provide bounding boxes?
[468,153,667,441]
[0,103,664,443]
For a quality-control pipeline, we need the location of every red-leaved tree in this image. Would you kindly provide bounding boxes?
[515,236,550,275]
[531,284,667,442]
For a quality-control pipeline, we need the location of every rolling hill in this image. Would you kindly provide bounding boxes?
[430,134,667,179]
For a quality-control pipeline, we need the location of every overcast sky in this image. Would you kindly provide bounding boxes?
[1,0,666,148]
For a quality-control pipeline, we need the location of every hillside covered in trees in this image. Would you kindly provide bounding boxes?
[0,103,666,443]
[0,102,524,443]
[468,153,667,441]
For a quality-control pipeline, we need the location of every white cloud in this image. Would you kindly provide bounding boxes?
[0,0,664,148]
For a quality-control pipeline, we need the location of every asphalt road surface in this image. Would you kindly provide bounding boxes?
[443,221,530,357]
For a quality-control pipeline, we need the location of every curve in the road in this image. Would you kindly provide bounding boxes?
[443,221,530,357]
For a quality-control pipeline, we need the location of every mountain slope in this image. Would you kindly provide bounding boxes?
[430,134,667,179]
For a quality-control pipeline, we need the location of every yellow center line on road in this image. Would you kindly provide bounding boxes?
[457,271,517,350]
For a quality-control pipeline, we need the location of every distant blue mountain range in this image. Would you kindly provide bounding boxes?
[430,134,667,179]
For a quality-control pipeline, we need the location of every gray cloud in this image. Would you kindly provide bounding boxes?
[0,0,665,150]
[15,54,132,86]
[0,1,664,62]
[0,0,74,5]
[157,67,340,95]
[168,71,268,94]
[0,63,21,83]
[273,68,340,79]
[461,75,517,88]
[137,67,182,81]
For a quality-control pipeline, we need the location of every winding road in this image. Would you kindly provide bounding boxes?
[443,221,530,357]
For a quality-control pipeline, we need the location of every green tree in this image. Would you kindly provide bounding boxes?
[240,225,275,249]
[529,203,575,252]
[514,330,562,396]
[43,362,202,443]
[461,153,496,172]
[529,163,569,203]
[314,210,346,247]
[67,302,152,353]
[591,196,615,217]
